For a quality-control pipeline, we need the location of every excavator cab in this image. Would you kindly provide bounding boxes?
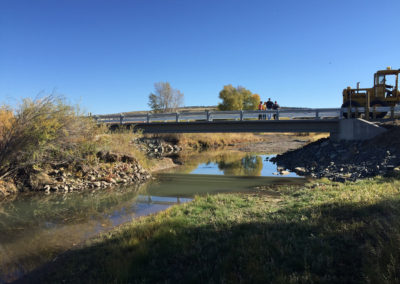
[374,69,399,99]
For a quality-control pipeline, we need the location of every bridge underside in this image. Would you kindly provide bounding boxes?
[127,120,340,134]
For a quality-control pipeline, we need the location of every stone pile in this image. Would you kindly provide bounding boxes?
[19,151,151,194]
[271,127,400,182]
[136,138,182,158]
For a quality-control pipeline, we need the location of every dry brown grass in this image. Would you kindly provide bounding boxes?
[149,133,261,149]
[0,107,14,136]
[96,129,153,169]
[257,132,330,143]
[294,132,330,142]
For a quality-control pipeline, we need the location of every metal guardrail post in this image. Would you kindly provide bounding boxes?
[391,106,395,119]
[146,113,150,123]
[240,110,243,121]
[176,113,179,123]
[339,109,343,119]
[120,114,124,125]
[315,110,320,119]
[364,107,368,121]
[206,110,210,122]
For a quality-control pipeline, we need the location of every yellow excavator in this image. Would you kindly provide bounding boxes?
[342,67,400,118]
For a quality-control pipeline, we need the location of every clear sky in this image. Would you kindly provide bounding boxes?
[1,0,399,114]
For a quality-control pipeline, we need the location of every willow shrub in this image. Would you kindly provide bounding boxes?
[0,96,100,178]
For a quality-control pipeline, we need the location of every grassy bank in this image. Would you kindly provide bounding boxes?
[24,177,400,283]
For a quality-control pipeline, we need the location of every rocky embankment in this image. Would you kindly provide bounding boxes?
[135,138,182,158]
[0,138,185,197]
[271,125,400,182]
[0,151,151,197]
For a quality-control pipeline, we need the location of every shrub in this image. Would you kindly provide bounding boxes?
[0,96,99,178]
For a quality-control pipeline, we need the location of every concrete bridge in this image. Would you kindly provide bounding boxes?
[95,108,396,140]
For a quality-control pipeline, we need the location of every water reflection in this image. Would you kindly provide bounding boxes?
[0,185,191,283]
[173,151,298,177]
[148,173,304,197]
[218,155,263,176]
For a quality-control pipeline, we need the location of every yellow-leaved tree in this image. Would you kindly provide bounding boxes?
[217,85,260,111]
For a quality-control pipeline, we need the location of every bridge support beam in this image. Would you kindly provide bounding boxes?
[133,120,339,134]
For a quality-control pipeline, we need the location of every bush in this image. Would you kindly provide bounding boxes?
[0,96,99,178]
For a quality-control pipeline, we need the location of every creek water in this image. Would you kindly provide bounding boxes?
[0,151,304,283]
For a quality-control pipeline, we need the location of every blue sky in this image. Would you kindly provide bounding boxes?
[1,0,399,114]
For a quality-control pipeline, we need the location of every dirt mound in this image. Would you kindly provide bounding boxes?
[368,124,400,148]
[272,126,400,182]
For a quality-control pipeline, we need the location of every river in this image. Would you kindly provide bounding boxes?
[0,150,305,283]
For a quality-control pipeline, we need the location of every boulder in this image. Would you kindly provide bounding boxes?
[97,151,120,163]
[121,154,137,163]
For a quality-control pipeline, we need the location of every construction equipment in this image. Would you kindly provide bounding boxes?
[342,67,400,118]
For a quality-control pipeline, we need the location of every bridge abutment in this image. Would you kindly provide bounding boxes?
[331,119,386,141]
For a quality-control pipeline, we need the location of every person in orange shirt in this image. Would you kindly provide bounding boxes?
[262,102,267,120]
[258,101,263,120]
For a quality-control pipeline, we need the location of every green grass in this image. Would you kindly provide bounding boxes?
[26,177,400,283]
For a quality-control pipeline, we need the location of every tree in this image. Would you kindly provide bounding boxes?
[217,85,260,111]
[148,82,184,113]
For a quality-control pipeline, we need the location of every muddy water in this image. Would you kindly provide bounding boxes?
[0,151,304,283]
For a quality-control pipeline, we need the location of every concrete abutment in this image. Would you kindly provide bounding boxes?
[330,119,386,141]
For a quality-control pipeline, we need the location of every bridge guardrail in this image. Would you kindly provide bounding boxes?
[93,106,400,125]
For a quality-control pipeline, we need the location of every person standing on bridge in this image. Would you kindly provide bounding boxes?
[266,98,273,120]
[258,101,263,120]
[262,102,267,120]
[273,101,280,120]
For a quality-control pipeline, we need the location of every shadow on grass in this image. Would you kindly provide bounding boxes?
[16,197,400,284]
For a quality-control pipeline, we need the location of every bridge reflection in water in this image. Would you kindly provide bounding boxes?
[146,173,306,198]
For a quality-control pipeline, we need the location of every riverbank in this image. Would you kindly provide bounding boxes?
[0,97,154,198]
[0,141,152,198]
[272,122,400,181]
[18,177,400,283]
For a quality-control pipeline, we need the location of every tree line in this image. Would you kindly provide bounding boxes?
[148,82,261,113]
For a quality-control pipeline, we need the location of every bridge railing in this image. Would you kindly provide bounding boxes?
[93,106,400,124]
[340,106,400,119]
